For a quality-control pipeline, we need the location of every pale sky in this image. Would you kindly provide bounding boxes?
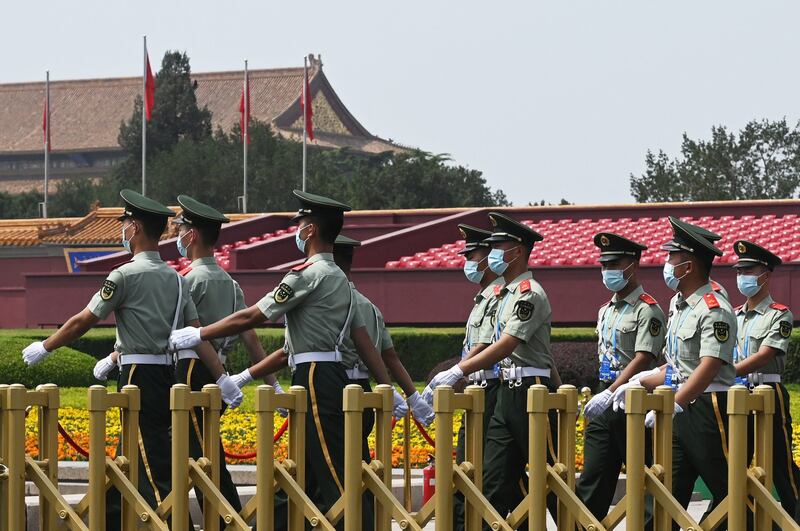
[4,1,799,206]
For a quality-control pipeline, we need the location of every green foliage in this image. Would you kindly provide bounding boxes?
[48,178,103,217]
[0,337,97,388]
[0,190,41,218]
[631,119,800,202]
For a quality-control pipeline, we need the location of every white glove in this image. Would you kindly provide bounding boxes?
[93,354,117,381]
[421,364,465,405]
[583,389,613,421]
[611,380,642,412]
[644,402,683,428]
[217,374,244,408]
[169,326,203,350]
[407,391,435,426]
[230,368,254,388]
[273,380,289,418]
[393,389,409,418]
[629,367,660,383]
[22,341,50,366]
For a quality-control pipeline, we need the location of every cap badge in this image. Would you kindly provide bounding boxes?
[737,242,747,254]
[600,235,610,247]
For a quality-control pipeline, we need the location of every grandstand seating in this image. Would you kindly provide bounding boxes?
[386,214,800,269]
[166,225,299,271]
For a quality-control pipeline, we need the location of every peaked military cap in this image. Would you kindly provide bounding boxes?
[484,212,543,248]
[173,195,230,226]
[733,240,782,270]
[594,232,647,263]
[334,235,362,248]
[290,189,351,222]
[661,216,723,258]
[117,189,175,221]
[457,224,492,255]
[685,222,721,243]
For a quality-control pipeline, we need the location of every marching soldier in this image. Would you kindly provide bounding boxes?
[685,223,730,300]
[612,217,737,525]
[577,233,665,522]
[168,190,393,530]
[423,212,561,521]
[731,240,799,521]
[451,223,511,530]
[21,190,242,530]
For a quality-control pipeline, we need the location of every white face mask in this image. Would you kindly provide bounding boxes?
[663,260,690,291]
[121,222,135,253]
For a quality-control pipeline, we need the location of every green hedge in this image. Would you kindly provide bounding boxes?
[4,327,799,387]
[0,337,98,388]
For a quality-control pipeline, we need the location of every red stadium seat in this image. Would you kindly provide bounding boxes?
[385,261,401,269]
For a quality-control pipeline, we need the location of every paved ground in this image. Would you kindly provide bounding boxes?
[391,501,712,530]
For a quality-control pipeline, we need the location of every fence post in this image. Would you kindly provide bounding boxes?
[288,385,308,531]
[6,384,27,531]
[555,385,578,531]
[343,384,364,531]
[120,385,140,530]
[528,385,550,530]
[0,385,8,531]
[201,384,223,531]
[256,385,277,531]
[88,386,108,531]
[171,384,192,531]
[373,384,394,531]
[463,385,485,531]
[624,385,647,531]
[652,386,674,531]
[726,386,749,531]
[37,383,59,531]
[434,386,455,531]
[752,385,775,529]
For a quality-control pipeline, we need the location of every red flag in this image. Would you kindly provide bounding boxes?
[42,95,50,152]
[301,68,314,141]
[144,54,155,121]
[239,74,250,143]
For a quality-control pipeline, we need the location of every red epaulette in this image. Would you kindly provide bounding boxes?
[703,292,720,309]
[291,262,312,272]
[770,302,789,312]
[711,280,723,292]
[178,266,192,276]
[639,293,657,305]
[493,284,502,296]
[518,279,531,293]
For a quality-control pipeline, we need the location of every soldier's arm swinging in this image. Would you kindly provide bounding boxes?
[735,345,780,376]
[674,357,723,407]
[459,333,521,375]
[42,308,100,351]
[244,348,290,379]
[351,326,393,385]
[188,319,226,379]
[199,305,265,341]
[239,328,280,386]
[380,346,417,397]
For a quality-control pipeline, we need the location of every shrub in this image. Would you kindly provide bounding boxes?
[0,337,97,388]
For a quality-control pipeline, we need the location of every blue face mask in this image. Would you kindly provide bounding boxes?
[176,231,191,258]
[737,273,765,298]
[663,261,690,291]
[463,258,486,284]
[121,223,133,253]
[488,246,518,275]
[295,224,312,254]
[601,263,633,292]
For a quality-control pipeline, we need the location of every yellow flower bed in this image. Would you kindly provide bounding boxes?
[22,407,799,471]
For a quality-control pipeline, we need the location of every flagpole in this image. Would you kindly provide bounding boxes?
[142,35,147,195]
[43,71,50,218]
[302,56,307,192]
[243,60,248,213]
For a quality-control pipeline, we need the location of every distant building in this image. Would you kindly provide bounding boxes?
[0,54,403,194]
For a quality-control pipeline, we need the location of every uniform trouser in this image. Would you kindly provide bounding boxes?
[175,358,243,529]
[482,376,558,530]
[274,362,374,531]
[671,391,749,530]
[759,382,800,522]
[105,364,182,531]
[454,379,523,531]
[576,402,654,527]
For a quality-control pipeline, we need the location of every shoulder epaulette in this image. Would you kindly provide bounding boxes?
[179,267,192,276]
[711,280,723,292]
[770,302,789,312]
[639,293,657,305]
[518,279,531,294]
[703,292,720,309]
[291,262,313,272]
[493,284,502,296]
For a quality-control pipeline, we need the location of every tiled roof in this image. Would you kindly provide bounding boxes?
[0,56,401,155]
[0,207,259,247]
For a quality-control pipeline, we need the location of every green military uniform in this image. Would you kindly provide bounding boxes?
[88,190,192,531]
[171,195,245,524]
[475,213,561,521]
[257,191,372,530]
[732,240,799,519]
[576,232,666,522]
[452,224,511,531]
[661,218,737,523]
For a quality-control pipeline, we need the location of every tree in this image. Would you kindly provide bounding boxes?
[0,190,41,219]
[630,119,800,202]
[48,178,104,217]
